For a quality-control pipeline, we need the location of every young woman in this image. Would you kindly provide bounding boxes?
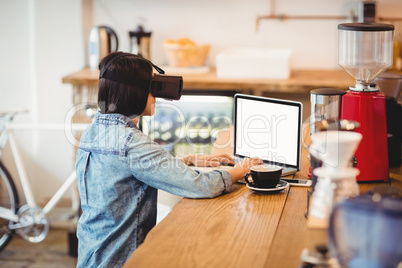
[75,52,261,267]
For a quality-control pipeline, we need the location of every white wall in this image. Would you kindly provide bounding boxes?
[1,0,84,204]
[92,0,402,69]
[1,0,401,206]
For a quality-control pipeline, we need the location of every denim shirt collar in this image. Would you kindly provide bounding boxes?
[94,112,137,128]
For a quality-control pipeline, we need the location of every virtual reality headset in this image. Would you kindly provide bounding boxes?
[148,74,183,100]
[99,53,183,100]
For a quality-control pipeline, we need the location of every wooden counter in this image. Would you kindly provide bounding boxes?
[121,127,312,267]
[124,163,310,268]
[123,140,401,268]
[62,68,355,94]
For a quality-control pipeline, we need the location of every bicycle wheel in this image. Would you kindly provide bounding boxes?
[0,161,19,251]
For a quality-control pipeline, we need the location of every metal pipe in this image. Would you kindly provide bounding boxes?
[255,0,358,31]
[255,0,402,31]
[258,14,352,21]
[256,14,356,31]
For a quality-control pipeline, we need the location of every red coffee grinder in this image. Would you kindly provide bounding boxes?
[338,23,394,182]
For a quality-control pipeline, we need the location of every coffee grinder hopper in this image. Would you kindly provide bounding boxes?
[338,23,394,91]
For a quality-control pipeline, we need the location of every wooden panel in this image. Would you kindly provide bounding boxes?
[0,228,77,267]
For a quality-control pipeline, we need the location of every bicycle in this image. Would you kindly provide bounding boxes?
[0,108,92,251]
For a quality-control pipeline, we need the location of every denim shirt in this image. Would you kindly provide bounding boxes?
[75,112,232,268]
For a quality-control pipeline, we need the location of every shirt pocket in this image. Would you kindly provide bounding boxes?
[76,150,91,204]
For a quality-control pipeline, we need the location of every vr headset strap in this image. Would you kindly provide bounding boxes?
[99,53,151,89]
[99,53,131,78]
[101,70,150,89]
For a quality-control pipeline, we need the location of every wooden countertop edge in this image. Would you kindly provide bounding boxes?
[62,68,355,92]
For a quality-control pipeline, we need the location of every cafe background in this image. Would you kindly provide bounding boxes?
[1,0,401,214]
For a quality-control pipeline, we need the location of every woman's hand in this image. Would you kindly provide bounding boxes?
[227,157,263,184]
[181,154,235,167]
[181,154,262,184]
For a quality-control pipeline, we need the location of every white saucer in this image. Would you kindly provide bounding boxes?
[246,180,289,193]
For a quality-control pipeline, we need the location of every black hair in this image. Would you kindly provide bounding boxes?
[98,52,153,117]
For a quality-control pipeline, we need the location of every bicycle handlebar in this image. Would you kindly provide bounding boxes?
[0,109,28,121]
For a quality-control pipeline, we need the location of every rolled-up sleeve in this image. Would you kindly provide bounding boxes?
[125,132,233,198]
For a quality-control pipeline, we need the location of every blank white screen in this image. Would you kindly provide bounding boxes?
[235,97,300,166]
